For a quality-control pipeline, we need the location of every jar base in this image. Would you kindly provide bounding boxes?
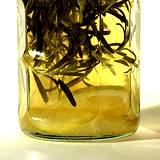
[21,129,138,142]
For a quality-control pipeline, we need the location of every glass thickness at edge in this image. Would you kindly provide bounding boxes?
[22,128,139,142]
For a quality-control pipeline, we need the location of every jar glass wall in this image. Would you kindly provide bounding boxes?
[17,0,140,141]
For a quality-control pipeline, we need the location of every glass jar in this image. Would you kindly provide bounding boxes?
[17,0,140,141]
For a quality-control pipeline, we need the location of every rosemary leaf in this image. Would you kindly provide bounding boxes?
[91,24,114,53]
[67,77,82,87]
[123,56,135,64]
[118,51,127,56]
[114,59,129,66]
[47,76,77,107]
[32,71,48,103]
[111,0,129,9]
[107,9,128,25]
[105,63,116,75]
[58,79,76,107]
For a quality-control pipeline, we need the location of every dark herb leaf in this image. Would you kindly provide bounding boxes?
[32,72,48,103]
[118,51,127,56]
[67,77,82,87]
[91,24,114,53]
[106,64,116,75]
[58,79,76,107]
[114,59,129,66]
[111,0,129,8]
[123,56,135,64]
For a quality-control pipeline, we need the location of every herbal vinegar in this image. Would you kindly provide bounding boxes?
[17,0,140,140]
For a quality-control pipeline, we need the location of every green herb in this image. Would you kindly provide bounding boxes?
[22,0,137,107]
[114,59,129,66]
[58,79,77,107]
[46,76,76,107]
[32,71,48,103]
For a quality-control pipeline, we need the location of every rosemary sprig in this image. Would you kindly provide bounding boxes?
[21,0,137,107]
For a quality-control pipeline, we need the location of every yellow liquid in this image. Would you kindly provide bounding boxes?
[21,93,139,136]
[19,65,139,138]
[18,0,140,140]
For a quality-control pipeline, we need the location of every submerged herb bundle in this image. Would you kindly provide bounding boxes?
[22,0,137,107]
